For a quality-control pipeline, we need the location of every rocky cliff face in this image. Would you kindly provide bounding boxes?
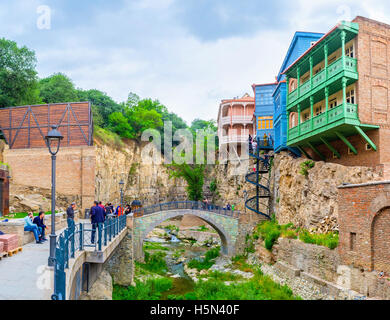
[95,138,187,206]
[273,151,382,231]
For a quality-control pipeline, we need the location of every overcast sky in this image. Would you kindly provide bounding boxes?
[1,0,389,124]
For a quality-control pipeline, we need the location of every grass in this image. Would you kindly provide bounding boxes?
[94,125,125,149]
[254,220,339,251]
[197,225,209,232]
[143,242,169,251]
[199,271,244,282]
[299,160,315,176]
[231,255,255,273]
[2,211,59,220]
[298,229,339,249]
[187,247,220,271]
[113,278,173,300]
[136,251,168,275]
[172,249,185,259]
[167,270,301,300]
[164,225,179,232]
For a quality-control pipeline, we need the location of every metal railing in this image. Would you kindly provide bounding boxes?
[52,215,127,300]
[132,201,240,219]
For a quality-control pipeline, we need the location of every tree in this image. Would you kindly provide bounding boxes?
[0,38,41,107]
[39,73,79,103]
[190,119,217,132]
[108,112,133,139]
[77,89,123,127]
[126,107,163,140]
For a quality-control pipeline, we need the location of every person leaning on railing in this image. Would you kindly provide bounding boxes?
[90,201,105,244]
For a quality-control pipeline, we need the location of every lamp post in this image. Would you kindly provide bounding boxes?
[119,180,124,216]
[46,125,64,267]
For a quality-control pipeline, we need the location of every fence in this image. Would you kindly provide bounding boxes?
[52,214,127,300]
[132,201,240,219]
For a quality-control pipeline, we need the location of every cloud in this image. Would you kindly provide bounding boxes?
[3,0,390,124]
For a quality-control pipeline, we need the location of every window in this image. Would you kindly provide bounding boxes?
[346,89,355,104]
[346,45,354,58]
[301,75,309,84]
[290,79,297,91]
[350,232,357,251]
[315,106,323,116]
[329,98,338,109]
[328,55,336,64]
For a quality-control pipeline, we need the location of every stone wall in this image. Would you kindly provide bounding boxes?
[5,146,95,212]
[273,151,382,231]
[253,237,390,300]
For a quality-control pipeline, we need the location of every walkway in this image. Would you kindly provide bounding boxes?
[0,235,53,300]
[0,220,88,300]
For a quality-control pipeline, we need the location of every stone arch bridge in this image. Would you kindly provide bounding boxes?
[132,201,241,261]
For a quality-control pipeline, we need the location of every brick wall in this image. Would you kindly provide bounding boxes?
[338,181,390,273]
[4,146,96,212]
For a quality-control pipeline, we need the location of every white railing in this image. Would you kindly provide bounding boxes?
[220,115,253,126]
[220,135,249,144]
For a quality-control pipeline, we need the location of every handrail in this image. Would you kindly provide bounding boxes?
[132,201,240,218]
[52,214,127,300]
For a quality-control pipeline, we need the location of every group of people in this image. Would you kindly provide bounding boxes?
[202,198,235,212]
[249,133,274,153]
[66,201,133,244]
[23,211,48,244]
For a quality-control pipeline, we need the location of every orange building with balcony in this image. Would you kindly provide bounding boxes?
[217,93,255,160]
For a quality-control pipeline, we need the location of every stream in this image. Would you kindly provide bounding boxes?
[143,227,210,297]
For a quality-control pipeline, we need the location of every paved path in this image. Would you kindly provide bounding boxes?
[0,221,90,300]
[0,239,53,300]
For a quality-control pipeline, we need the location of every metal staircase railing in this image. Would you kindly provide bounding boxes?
[245,137,274,219]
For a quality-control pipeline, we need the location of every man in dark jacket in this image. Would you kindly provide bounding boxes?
[90,201,105,244]
[66,202,76,229]
[33,211,48,241]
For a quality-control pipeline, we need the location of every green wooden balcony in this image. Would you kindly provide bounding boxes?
[288,103,358,142]
[288,56,358,106]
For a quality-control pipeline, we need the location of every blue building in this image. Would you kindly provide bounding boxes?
[273,31,324,155]
[252,83,278,144]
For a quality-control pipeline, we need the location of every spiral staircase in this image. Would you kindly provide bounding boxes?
[245,138,274,219]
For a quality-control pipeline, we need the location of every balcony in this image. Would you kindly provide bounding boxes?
[220,135,249,145]
[220,115,253,126]
[288,56,358,107]
[288,103,358,142]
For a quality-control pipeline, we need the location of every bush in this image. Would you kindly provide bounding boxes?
[298,230,339,249]
[113,278,173,300]
[137,251,168,274]
[299,160,315,176]
[209,179,217,193]
[143,242,169,251]
[188,247,220,271]
[255,220,298,251]
[94,125,124,149]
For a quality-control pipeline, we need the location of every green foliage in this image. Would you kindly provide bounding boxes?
[255,220,296,251]
[187,247,220,271]
[209,179,217,193]
[299,160,315,176]
[172,249,185,259]
[197,225,209,232]
[108,111,134,138]
[199,271,244,281]
[168,271,300,300]
[164,225,179,232]
[39,73,79,103]
[143,242,169,251]
[166,161,205,201]
[94,125,124,149]
[137,251,168,274]
[298,230,339,249]
[231,255,255,273]
[0,38,41,107]
[113,278,173,300]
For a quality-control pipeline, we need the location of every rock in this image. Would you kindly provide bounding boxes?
[79,270,113,300]
[171,274,181,278]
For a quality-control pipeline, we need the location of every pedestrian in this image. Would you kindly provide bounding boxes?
[24,212,42,244]
[66,202,76,229]
[90,201,105,244]
[105,203,112,216]
[115,205,123,216]
[226,203,231,211]
[125,204,131,215]
[33,211,48,242]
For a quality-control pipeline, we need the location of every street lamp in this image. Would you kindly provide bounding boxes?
[46,125,64,267]
[119,180,124,216]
